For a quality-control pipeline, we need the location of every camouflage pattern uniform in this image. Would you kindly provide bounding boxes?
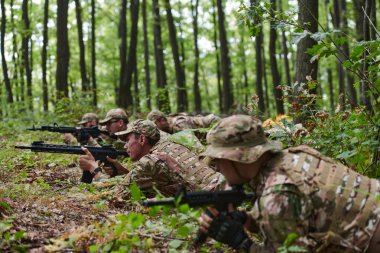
[117,119,224,197]
[63,112,104,146]
[201,115,380,253]
[147,110,220,134]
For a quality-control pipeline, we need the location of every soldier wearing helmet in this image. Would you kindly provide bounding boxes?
[79,119,224,196]
[198,115,380,253]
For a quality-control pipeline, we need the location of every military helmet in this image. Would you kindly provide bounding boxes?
[200,115,282,164]
[77,112,98,125]
[115,119,160,141]
[147,110,166,122]
[99,108,129,125]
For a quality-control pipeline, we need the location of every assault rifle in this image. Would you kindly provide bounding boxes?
[15,141,128,183]
[142,185,255,244]
[27,124,112,142]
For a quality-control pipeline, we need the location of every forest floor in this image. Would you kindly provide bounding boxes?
[0,134,228,252]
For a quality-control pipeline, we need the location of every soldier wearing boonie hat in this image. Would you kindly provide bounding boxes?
[77,113,99,126]
[197,115,380,253]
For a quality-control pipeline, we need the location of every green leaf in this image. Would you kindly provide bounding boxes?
[89,245,99,253]
[176,225,190,238]
[168,239,183,249]
[130,182,141,201]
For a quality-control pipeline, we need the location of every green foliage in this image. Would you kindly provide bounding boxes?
[0,218,27,252]
[277,233,307,253]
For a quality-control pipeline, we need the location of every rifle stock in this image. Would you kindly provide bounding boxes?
[15,141,128,183]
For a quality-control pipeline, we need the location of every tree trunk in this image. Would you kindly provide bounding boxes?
[74,0,89,93]
[294,0,318,122]
[118,0,127,106]
[142,0,151,110]
[262,45,270,114]
[332,0,346,106]
[10,0,19,102]
[360,0,374,113]
[120,0,139,109]
[251,0,266,116]
[212,0,222,113]
[269,0,284,114]
[133,58,140,113]
[279,0,291,88]
[42,0,49,111]
[340,0,357,107]
[1,0,14,103]
[56,0,70,99]
[152,0,170,112]
[22,0,32,109]
[91,0,97,106]
[165,0,188,112]
[240,26,249,106]
[191,0,201,113]
[217,0,233,114]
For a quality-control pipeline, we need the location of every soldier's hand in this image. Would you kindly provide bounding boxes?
[198,206,252,252]
[79,147,98,172]
[105,156,129,175]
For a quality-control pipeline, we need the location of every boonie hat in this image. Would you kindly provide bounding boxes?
[115,119,160,141]
[147,110,166,122]
[99,108,128,125]
[200,115,282,164]
[77,113,98,125]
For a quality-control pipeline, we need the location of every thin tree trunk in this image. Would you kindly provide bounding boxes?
[10,0,19,102]
[165,0,188,112]
[251,0,266,116]
[91,0,97,106]
[192,0,201,113]
[118,0,127,106]
[294,0,318,123]
[56,0,70,99]
[262,45,270,114]
[240,28,249,106]
[74,0,89,93]
[120,0,139,109]
[134,59,140,113]
[212,0,222,113]
[22,0,32,109]
[340,0,357,106]
[217,0,233,114]
[1,0,14,103]
[42,0,49,111]
[142,0,151,110]
[360,0,373,113]
[269,0,284,114]
[332,0,346,106]
[279,0,291,87]
[152,0,170,112]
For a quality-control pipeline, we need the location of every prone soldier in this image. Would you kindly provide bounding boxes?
[197,115,380,253]
[79,119,224,196]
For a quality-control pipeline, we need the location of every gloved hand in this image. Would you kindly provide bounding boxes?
[207,213,252,252]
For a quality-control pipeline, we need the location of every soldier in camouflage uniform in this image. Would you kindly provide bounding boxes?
[105,119,224,196]
[197,115,380,253]
[63,112,101,146]
[78,108,129,179]
[147,110,220,134]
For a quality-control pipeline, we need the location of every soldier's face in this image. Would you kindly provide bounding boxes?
[124,133,144,161]
[215,159,249,185]
[106,119,123,135]
[156,117,170,132]
[82,119,97,128]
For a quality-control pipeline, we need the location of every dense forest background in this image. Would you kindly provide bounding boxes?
[0,0,378,118]
[1,0,380,251]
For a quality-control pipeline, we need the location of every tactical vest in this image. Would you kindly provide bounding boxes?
[151,140,221,191]
[271,145,379,252]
